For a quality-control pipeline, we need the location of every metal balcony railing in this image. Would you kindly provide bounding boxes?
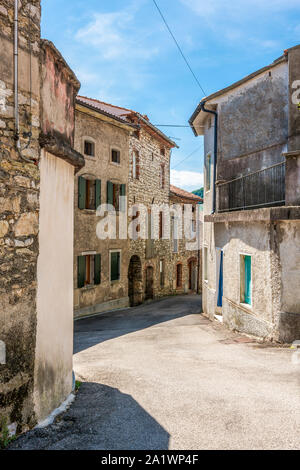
[218,161,286,212]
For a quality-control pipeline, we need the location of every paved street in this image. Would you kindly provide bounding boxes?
[11,295,300,450]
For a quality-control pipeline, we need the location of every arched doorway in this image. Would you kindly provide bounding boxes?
[145,266,154,300]
[188,258,197,292]
[128,255,143,307]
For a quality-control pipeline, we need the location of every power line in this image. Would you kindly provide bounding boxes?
[152,0,206,95]
[172,146,202,170]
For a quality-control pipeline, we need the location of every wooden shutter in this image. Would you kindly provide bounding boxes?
[111,252,120,281]
[95,179,101,210]
[78,176,86,209]
[244,256,252,305]
[107,181,114,206]
[77,256,86,288]
[119,184,126,212]
[94,254,101,285]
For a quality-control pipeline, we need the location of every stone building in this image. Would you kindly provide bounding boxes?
[190,45,300,342]
[0,0,84,433]
[169,185,202,296]
[74,97,137,318]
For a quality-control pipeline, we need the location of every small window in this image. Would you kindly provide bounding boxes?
[160,260,165,288]
[77,254,101,288]
[160,164,165,189]
[160,147,165,156]
[176,264,183,288]
[110,251,121,282]
[204,247,208,281]
[240,255,252,305]
[111,149,120,164]
[205,154,211,192]
[132,151,140,179]
[159,211,163,239]
[133,129,140,139]
[84,140,95,157]
[78,176,101,210]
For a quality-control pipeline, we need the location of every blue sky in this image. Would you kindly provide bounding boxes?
[41,0,300,191]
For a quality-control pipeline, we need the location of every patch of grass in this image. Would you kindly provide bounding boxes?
[0,417,16,449]
[75,380,82,391]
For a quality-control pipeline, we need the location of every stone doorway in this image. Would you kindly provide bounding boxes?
[188,258,197,292]
[145,266,154,301]
[128,255,143,307]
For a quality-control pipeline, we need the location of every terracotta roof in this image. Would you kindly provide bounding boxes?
[170,185,203,202]
[76,96,177,148]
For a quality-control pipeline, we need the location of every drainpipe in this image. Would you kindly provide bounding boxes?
[14,0,20,149]
[200,101,218,214]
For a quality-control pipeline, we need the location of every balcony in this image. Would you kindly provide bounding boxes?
[217,162,286,213]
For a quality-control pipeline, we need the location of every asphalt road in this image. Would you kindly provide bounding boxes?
[11,295,300,450]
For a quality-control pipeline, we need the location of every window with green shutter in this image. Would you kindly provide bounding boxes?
[94,254,101,285]
[119,184,126,212]
[77,256,86,288]
[78,176,87,209]
[107,181,114,206]
[95,179,101,210]
[241,255,252,305]
[110,251,120,282]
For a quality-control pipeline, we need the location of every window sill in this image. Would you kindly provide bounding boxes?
[111,279,121,285]
[110,161,121,167]
[240,302,252,311]
[79,208,96,214]
[80,284,97,291]
[83,154,95,160]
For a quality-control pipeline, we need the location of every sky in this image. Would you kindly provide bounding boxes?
[41,0,300,191]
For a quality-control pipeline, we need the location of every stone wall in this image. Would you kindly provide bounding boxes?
[74,107,131,317]
[0,0,41,432]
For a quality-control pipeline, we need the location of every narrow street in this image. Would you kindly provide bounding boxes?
[11,296,300,450]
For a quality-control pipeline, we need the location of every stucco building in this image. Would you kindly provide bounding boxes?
[0,1,84,433]
[190,45,300,343]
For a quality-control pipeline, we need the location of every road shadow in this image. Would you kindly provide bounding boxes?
[9,382,170,450]
[74,295,203,354]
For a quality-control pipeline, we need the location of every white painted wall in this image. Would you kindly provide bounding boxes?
[34,151,75,422]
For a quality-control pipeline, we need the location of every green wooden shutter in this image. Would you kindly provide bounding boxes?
[244,255,252,305]
[119,184,126,212]
[107,181,114,206]
[95,180,101,210]
[94,254,101,285]
[78,176,86,209]
[77,256,86,288]
[111,252,120,281]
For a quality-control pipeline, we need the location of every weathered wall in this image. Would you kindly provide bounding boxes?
[0,0,41,432]
[34,151,74,421]
[74,109,130,317]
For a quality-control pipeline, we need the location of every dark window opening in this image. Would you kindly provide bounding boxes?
[112,149,120,164]
[77,254,101,288]
[78,176,101,211]
[84,140,95,157]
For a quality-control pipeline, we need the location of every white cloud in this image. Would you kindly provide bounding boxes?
[171,170,203,192]
[76,11,158,61]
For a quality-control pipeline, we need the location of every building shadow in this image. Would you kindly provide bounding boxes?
[74,295,203,354]
[9,382,170,450]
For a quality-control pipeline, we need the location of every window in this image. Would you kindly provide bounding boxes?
[160,260,165,288]
[159,211,163,239]
[240,255,252,305]
[84,140,95,157]
[78,176,101,210]
[107,181,126,211]
[176,264,183,288]
[160,164,165,189]
[132,151,140,179]
[110,251,121,282]
[160,147,165,156]
[77,254,101,288]
[205,154,211,191]
[172,216,178,253]
[111,149,120,164]
[204,247,208,281]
